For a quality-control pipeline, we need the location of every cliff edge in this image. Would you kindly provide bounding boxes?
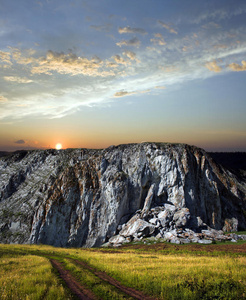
[0,143,245,247]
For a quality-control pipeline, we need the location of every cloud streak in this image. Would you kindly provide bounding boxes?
[4,76,33,83]
[15,139,25,144]
[158,21,178,34]
[90,24,112,32]
[114,89,150,98]
[116,37,141,48]
[118,26,147,35]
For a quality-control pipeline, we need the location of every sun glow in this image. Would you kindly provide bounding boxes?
[55,143,62,150]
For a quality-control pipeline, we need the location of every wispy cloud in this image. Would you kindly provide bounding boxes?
[182,45,193,52]
[4,76,33,83]
[118,26,147,35]
[150,33,166,46]
[116,37,141,48]
[158,21,178,34]
[155,86,166,89]
[114,89,150,98]
[90,24,112,32]
[114,90,136,98]
[113,55,129,66]
[197,6,246,24]
[0,95,8,103]
[0,50,12,65]
[14,139,25,144]
[123,50,140,62]
[202,22,221,29]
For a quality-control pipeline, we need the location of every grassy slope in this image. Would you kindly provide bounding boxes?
[0,243,245,299]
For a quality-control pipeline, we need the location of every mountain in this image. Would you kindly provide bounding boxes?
[0,143,245,247]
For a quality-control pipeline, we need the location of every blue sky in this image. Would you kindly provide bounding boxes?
[0,0,246,151]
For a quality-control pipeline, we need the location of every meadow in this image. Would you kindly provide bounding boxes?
[0,242,245,299]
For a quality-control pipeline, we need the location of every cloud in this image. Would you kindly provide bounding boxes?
[118,26,147,35]
[4,48,117,78]
[114,90,136,98]
[15,139,25,144]
[114,89,150,98]
[228,60,246,71]
[150,33,166,46]
[90,24,112,32]
[182,46,193,52]
[0,50,12,65]
[10,48,36,65]
[0,95,8,103]
[123,50,140,63]
[158,21,178,34]
[202,22,221,29]
[213,44,228,50]
[155,86,166,89]
[205,60,222,72]
[113,55,129,66]
[116,37,140,48]
[4,76,33,83]
[189,6,246,25]
[30,50,114,77]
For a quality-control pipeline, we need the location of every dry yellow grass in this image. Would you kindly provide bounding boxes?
[0,253,71,299]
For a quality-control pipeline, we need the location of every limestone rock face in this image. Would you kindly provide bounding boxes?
[0,143,245,247]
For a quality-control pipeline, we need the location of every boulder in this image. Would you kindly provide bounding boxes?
[119,217,155,239]
[173,208,190,228]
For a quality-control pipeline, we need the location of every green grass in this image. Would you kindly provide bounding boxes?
[0,254,72,300]
[73,250,246,299]
[0,243,245,299]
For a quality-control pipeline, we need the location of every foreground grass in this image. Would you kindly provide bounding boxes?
[74,250,246,299]
[0,243,245,299]
[0,254,72,300]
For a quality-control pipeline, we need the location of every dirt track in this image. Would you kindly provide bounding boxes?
[49,243,245,299]
[50,259,97,300]
[73,259,156,300]
[50,258,157,300]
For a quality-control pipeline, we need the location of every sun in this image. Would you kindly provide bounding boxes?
[55,143,62,150]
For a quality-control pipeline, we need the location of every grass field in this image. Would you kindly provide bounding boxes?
[0,242,245,299]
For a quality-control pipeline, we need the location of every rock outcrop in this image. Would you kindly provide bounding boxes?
[0,143,245,247]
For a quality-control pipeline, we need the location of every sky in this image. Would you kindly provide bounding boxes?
[0,0,246,152]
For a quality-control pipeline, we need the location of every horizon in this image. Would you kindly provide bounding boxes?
[0,0,246,152]
[1,141,246,153]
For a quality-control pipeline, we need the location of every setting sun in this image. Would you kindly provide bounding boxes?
[55,143,62,150]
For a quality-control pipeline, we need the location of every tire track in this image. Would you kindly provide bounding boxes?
[50,259,97,300]
[71,258,157,300]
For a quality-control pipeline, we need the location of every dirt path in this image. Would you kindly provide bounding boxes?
[50,257,157,300]
[72,258,157,300]
[50,259,97,300]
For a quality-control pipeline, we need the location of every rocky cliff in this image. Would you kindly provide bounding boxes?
[0,143,246,247]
